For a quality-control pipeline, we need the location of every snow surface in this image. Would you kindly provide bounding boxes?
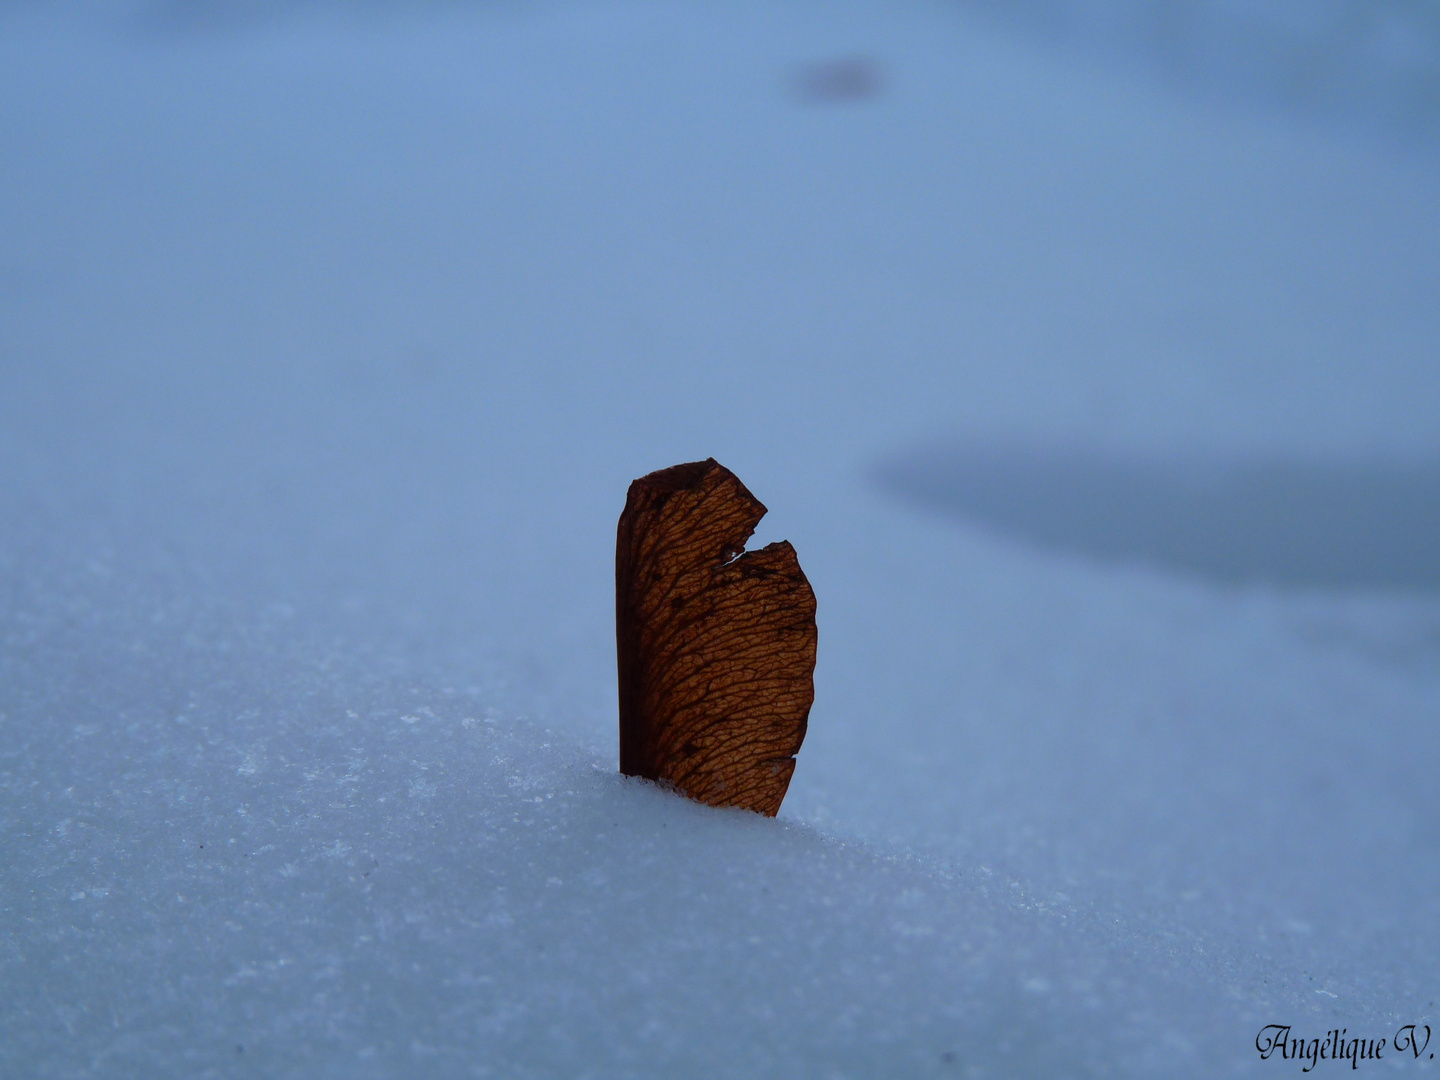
[3,1,1439,1076]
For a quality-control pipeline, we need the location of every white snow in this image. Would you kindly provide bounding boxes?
[2,1,1438,1076]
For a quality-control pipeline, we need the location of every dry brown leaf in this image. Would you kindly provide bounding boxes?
[616,459,817,816]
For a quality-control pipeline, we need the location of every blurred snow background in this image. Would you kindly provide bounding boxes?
[2,0,1438,1076]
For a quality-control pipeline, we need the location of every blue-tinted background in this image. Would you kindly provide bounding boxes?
[3,2,1438,1076]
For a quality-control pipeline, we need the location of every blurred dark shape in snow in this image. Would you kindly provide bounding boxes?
[791,55,883,103]
[879,445,1440,591]
[31,0,1440,140]
[959,0,1440,142]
